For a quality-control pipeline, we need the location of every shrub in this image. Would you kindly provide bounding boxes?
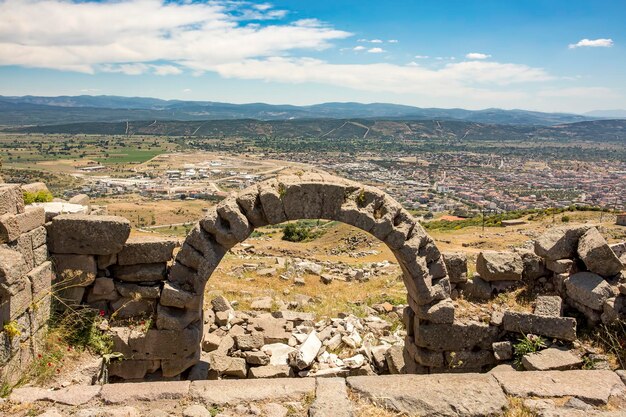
[561,215,570,223]
[513,334,547,366]
[282,222,311,242]
[22,190,53,205]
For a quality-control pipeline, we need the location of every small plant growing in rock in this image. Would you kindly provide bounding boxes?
[356,189,367,207]
[22,190,53,205]
[2,321,21,341]
[561,215,570,223]
[278,183,286,198]
[513,334,547,366]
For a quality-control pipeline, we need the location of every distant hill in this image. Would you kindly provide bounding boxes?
[5,118,625,143]
[0,95,601,126]
[585,109,626,118]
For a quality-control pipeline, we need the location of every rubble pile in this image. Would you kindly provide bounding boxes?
[227,256,397,285]
[190,295,407,380]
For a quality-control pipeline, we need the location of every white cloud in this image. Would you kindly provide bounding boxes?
[208,57,551,103]
[370,39,383,44]
[388,39,399,43]
[0,0,572,108]
[414,55,429,59]
[153,65,183,76]
[568,38,614,49]
[466,52,491,60]
[0,0,350,74]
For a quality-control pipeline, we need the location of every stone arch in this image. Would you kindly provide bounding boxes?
[153,172,455,375]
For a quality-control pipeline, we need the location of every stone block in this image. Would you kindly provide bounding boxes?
[517,249,547,280]
[460,275,492,301]
[210,295,232,312]
[55,286,86,310]
[156,304,199,331]
[47,215,130,255]
[444,349,496,369]
[86,277,118,303]
[28,260,53,300]
[546,259,574,274]
[117,236,178,265]
[161,281,200,310]
[493,370,623,405]
[29,226,47,248]
[577,227,623,277]
[348,373,508,417]
[244,351,270,365]
[111,263,166,282]
[492,341,513,361]
[410,297,455,324]
[68,194,90,206]
[442,251,467,283]
[108,359,160,380]
[100,381,190,404]
[0,213,20,243]
[501,311,577,341]
[33,245,48,266]
[206,353,247,378]
[161,349,200,377]
[247,365,292,378]
[128,325,201,360]
[565,272,613,310]
[522,347,583,371]
[0,247,29,290]
[476,251,523,281]
[8,234,34,270]
[52,254,97,287]
[15,206,45,234]
[0,277,32,322]
[414,320,499,351]
[234,333,264,351]
[111,297,155,319]
[534,225,590,261]
[0,184,24,216]
[534,295,563,317]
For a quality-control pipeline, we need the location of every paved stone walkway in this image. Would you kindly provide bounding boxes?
[3,370,626,416]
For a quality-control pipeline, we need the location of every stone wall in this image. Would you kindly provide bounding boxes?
[1,183,52,385]
[7,172,624,382]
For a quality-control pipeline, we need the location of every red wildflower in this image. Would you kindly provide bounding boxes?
[99,310,106,317]
[47,362,52,367]
[37,354,42,358]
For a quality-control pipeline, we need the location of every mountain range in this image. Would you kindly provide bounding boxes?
[1,95,623,126]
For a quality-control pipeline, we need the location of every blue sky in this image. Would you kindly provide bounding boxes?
[0,0,624,113]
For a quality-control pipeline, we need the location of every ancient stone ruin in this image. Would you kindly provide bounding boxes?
[2,172,625,385]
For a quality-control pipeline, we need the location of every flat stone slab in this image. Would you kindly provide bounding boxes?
[522,347,583,371]
[347,373,508,417]
[10,385,101,406]
[190,378,315,405]
[100,381,190,404]
[309,378,353,417]
[493,370,625,405]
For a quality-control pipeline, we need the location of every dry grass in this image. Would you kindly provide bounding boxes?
[94,194,211,228]
[204,222,408,319]
[504,397,538,417]
[349,391,405,417]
